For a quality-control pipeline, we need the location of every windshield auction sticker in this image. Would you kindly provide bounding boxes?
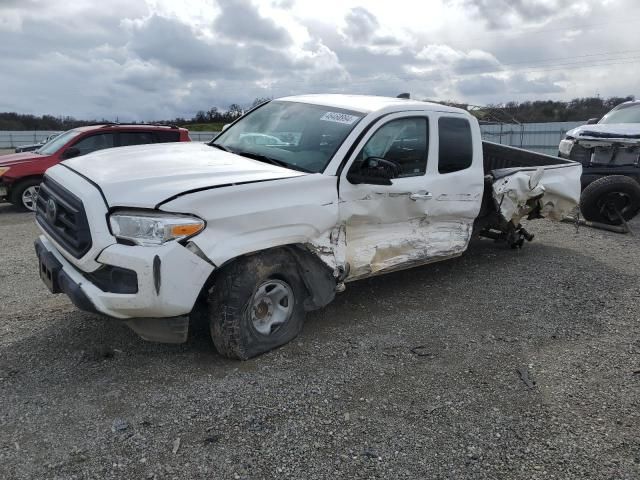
[320,112,360,125]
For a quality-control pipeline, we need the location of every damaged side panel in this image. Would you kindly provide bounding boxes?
[492,164,582,224]
[343,217,472,279]
[161,174,345,273]
[337,167,482,280]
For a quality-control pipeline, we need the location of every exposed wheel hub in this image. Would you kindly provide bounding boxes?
[249,279,293,336]
[254,300,272,319]
[599,192,631,222]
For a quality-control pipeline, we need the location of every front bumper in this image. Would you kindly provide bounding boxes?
[35,238,98,314]
[35,235,215,320]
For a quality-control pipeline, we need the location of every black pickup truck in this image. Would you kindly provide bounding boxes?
[558,100,640,225]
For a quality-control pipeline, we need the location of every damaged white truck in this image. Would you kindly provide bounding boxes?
[34,95,581,359]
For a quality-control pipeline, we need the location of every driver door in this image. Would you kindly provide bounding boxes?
[338,112,473,280]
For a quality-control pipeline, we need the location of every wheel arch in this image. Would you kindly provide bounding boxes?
[195,243,337,315]
[581,172,640,190]
[7,174,44,191]
[9,175,44,209]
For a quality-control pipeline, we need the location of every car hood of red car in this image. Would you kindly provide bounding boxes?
[0,151,46,166]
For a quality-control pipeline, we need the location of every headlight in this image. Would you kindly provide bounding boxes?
[558,138,575,157]
[109,210,205,246]
[0,167,10,177]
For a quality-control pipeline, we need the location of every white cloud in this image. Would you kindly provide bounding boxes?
[0,0,637,119]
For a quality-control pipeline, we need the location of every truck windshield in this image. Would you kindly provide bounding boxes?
[38,130,82,155]
[211,101,364,173]
[600,103,640,124]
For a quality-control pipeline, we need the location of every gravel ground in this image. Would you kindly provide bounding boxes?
[0,149,15,155]
[0,204,639,479]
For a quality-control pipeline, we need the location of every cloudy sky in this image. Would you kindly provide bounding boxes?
[0,0,638,120]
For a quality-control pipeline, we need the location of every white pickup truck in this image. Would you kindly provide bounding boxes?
[34,94,581,359]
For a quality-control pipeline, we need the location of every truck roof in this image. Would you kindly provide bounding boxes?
[278,94,468,116]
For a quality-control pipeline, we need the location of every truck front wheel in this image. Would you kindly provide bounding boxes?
[580,175,640,225]
[207,250,306,359]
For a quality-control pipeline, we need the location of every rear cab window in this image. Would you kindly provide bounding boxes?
[438,117,473,174]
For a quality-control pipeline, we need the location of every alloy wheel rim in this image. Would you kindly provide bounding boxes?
[22,186,39,211]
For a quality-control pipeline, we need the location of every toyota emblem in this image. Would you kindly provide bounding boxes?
[46,198,57,222]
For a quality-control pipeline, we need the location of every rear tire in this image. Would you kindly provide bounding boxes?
[207,249,306,359]
[10,178,42,212]
[580,175,640,225]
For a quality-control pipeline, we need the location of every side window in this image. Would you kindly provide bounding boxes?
[155,131,180,143]
[357,117,428,178]
[120,132,155,147]
[438,117,473,174]
[72,133,115,156]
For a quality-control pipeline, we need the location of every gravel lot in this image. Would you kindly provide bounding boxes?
[0,203,639,479]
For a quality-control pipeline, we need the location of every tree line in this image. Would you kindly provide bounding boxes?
[479,96,635,123]
[0,97,272,131]
[0,95,634,130]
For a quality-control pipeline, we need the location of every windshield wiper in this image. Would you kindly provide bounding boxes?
[210,143,230,152]
[231,150,311,173]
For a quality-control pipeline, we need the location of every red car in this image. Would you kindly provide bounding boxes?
[0,124,191,211]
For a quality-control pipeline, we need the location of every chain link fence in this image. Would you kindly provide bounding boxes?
[479,121,584,155]
[1,121,586,154]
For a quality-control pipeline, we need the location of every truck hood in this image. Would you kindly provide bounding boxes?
[61,142,306,208]
[567,123,640,140]
[0,151,43,166]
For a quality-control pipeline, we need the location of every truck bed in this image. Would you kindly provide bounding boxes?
[477,141,582,245]
[482,141,576,175]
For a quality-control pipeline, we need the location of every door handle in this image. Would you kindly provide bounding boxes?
[410,192,432,201]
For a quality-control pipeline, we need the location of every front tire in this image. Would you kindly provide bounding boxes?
[580,175,640,225]
[10,178,42,212]
[208,249,306,359]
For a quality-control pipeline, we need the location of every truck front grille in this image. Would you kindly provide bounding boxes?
[36,176,92,259]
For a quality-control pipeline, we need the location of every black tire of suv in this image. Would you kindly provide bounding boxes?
[9,177,42,212]
[580,175,640,225]
[207,249,306,359]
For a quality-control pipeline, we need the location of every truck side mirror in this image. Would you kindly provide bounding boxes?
[586,118,600,124]
[61,147,81,160]
[346,157,399,186]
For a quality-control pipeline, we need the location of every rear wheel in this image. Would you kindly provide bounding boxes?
[580,175,640,225]
[9,178,42,212]
[207,249,306,359]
